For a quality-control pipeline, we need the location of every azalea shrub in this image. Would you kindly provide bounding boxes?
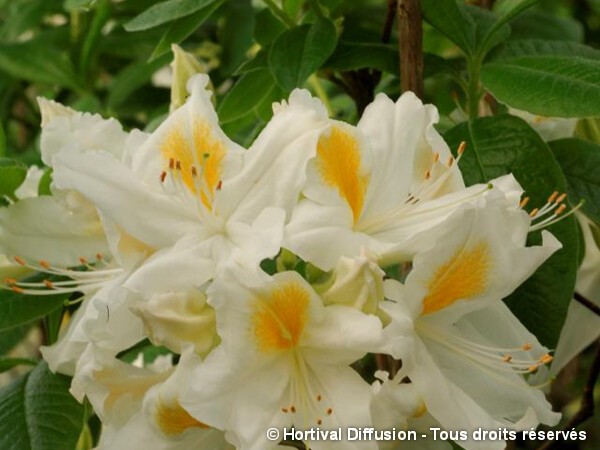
[0,0,599,450]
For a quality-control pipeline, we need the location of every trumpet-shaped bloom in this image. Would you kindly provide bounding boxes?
[381,205,561,449]
[285,92,522,270]
[51,76,329,292]
[183,270,385,450]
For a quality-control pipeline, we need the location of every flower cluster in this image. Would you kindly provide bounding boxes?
[0,75,568,450]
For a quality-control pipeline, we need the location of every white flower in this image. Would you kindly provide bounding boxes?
[508,108,577,142]
[183,270,385,450]
[551,212,600,374]
[381,204,561,449]
[285,91,523,270]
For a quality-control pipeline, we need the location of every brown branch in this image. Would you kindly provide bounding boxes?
[574,292,600,316]
[397,0,423,98]
[382,0,398,44]
[537,342,600,450]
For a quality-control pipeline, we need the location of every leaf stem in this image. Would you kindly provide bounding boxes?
[263,0,295,28]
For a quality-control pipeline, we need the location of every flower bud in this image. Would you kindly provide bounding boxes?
[133,290,219,357]
[321,252,385,315]
[170,44,211,112]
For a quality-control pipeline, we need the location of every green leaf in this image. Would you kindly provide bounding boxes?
[0,323,34,355]
[445,115,578,348]
[421,0,476,56]
[0,362,85,450]
[509,10,584,43]
[489,39,600,62]
[218,69,277,124]
[254,8,287,47]
[269,18,337,91]
[0,274,69,331]
[37,169,53,197]
[124,0,219,32]
[0,123,5,157]
[78,0,111,77]
[234,50,268,75]
[0,41,83,91]
[482,56,600,118]
[0,357,36,374]
[107,53,172,108]
[493,0,540,27]
[63,0,94,11]
[324,42,397,74]
[465,5,510,57]
[150,0,223,61]
[550,139,600,224]
[0,159,27,199]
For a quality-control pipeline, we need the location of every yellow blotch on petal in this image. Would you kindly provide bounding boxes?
[161,120,226,210]
[421,241,491,315]
[316,127,369,224]
[155,398,208,436]
[253,282,310,353]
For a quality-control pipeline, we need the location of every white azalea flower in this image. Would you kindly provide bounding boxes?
[285,91,523,270]
[508,108,577,142]
[183,270,385,450]
[51,76,329,294]
[551,212,600,374]
[101,349,234,450]
[381,205,561,450]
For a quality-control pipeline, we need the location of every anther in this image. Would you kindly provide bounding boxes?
[168,158,175,170]
[317,419,322,425]
[96,253,104,261]
[447,156,454,167]
[425,170,431,180]
[519,197,530,208]
[457,141,466,155]
[555,204,567,215]
[79,257,88,265]
[522,343,533,351]
[175,160,182,171]
[529,208,539,218]
[433,153,440,163]
[39,260,51,269]
[203,153,210,159]
[316,395,322,402]
[4,278,17,285]
[555,193,567,204]
[11,286,24,294]
[43,279,54,289]
[540,354,553,364]
[502,354,512,363]
[217,180,223,191]
[528,365,539,374]
[14,256,26,266]
[290,406,296,413]
[191,166,198,177]
[159,171,167,183]
[281,407,288,413]
[326,408,333,415]
[547,191,559,203]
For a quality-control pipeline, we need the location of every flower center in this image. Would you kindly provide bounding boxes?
[252,281,310,353]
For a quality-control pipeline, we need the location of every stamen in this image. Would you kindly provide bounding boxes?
[433,153,440,163]
[39,260,51,269]
[528,365,538,374]
[555,204,567,215]
[326,408,333,415]
[529,208,539,218]
[457,141,466,156]
[14,256,26,266]
[502,354,512,363]
[555,193,567,204]
[519,197,530,208]
[168,158,175,170]
[316,395,322,402]
[43,279,54,289]
[290,405,296,413]
[547,191,559,203]
[159,171,167,183]
[447,156,454,167]
[424,170,431,180]
[522,343,533,351]
[4,278,17,285]
[539,354,553,364]
[281,407,288,413]
[317,419,322,425]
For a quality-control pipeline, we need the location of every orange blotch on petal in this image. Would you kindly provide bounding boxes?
[421,241,491,315]
[252,282,311,353]
[316,127,369,224]
[155,398,209,436]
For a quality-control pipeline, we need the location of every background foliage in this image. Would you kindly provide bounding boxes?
[0,0,599,448]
